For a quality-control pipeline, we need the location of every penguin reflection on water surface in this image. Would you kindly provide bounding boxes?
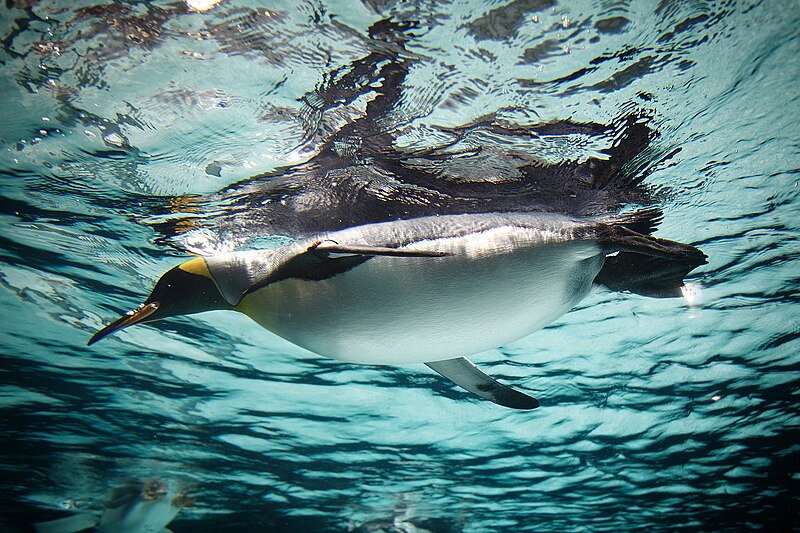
[89,210,705,409]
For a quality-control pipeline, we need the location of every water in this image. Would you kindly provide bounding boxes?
[1,0,798,531]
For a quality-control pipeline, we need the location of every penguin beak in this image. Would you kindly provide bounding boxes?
[88,302,160,346]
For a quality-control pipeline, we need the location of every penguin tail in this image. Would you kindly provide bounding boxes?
[594,210,707,298]
[595,250,706,298]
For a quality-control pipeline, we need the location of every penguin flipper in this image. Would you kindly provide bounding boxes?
[246,240,452,293]
[33,513,99,533]
[312,241,450,258]
[425,357,539,410]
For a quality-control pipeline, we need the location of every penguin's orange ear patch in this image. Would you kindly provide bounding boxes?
[179,257,211,278]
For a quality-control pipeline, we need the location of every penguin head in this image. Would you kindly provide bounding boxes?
[88,258,231,345]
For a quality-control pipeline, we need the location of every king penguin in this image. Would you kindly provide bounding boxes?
[33,479,193,533]
[89,210,705,409]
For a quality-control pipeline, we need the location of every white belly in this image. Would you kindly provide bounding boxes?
[238,235,604,364]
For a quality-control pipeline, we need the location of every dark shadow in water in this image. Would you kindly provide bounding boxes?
[136,18,677,246]
[4,7,679,247]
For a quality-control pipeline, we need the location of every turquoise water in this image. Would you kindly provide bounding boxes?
[1,1,798,531]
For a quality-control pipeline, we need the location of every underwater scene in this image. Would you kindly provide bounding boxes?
[1,0,798,531]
